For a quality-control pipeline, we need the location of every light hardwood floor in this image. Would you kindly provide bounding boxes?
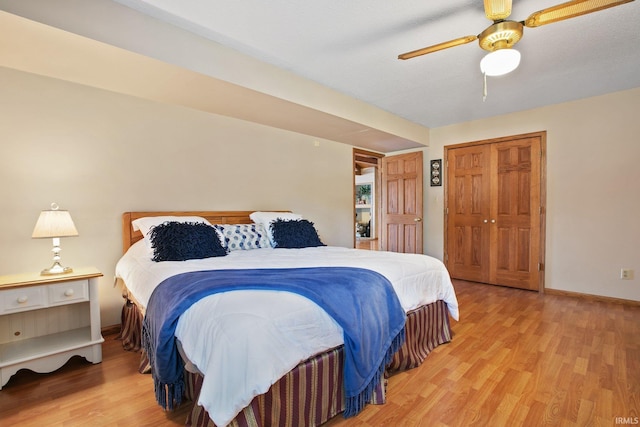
[1,280,638,426]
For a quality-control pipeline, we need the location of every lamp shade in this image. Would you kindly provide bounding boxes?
[480,48,521,76]
[32,206,79,238]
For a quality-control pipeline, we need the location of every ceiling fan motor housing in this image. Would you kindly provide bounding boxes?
[479,20,524,51]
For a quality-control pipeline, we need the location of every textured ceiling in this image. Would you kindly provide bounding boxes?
[113,0,640,129]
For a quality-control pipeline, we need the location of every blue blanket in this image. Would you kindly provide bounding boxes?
[141,267,406,418]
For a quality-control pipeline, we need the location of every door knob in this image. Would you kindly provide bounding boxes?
[491,219,496,223]
[414,218,422,222]
[483,219,488,223]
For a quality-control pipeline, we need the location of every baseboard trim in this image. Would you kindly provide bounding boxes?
[545,288,640,306]
[101,324,121,336]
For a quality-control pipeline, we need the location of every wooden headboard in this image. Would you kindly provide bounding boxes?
[122,211,258,254]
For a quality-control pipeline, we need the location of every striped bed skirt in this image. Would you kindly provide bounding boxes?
[118,293,452,427]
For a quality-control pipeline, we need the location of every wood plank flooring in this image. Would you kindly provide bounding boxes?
[1,280,638,426]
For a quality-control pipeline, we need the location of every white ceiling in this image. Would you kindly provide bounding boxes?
[112,0,640,129]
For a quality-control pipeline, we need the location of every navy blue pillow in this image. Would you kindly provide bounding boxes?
[270,219,325,249]
[149,221,228,262]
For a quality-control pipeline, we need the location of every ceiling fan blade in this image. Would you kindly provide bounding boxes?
[523,0,634,28]
[484,0,513,21]
[398,35,477,60]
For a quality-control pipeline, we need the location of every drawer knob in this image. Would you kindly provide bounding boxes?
[64,289,75,297]
[17,296,28,304]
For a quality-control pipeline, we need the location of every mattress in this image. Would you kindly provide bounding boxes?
[115,242,458,426]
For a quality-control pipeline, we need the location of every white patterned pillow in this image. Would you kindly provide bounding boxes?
[214,223,271,251]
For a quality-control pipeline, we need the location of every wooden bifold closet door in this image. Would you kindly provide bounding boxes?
[444,132,545,291]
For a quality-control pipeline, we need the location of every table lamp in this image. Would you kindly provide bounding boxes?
[32,202,79,275]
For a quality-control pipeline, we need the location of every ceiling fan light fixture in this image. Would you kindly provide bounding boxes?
[484,0,512,21]
[480,48,521,76]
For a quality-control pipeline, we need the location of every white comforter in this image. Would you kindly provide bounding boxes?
[115,242,458,426]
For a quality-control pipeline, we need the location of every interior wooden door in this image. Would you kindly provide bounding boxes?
[381,151,423,253]
[492,137,542,289]
[445,132,545,291]
[446,144,492,283]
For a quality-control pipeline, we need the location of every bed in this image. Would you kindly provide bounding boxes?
[115,211,458,427]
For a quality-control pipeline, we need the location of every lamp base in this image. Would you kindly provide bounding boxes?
[41,262,73,276]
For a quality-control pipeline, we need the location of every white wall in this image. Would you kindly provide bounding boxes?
[425,87,640,302]
[0,67,355,326]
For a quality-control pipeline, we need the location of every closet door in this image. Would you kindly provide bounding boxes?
[445,133,544,291]
[492,137,541,290]
[446,144,492,283]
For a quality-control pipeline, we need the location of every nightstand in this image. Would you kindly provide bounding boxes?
[0,267,104,389]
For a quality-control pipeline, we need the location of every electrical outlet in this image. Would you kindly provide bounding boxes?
[620,269,634,280]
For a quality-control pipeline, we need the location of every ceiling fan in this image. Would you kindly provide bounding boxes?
[398,0,635,76]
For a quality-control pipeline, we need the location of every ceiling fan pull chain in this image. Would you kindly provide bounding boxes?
[483,72,488,102]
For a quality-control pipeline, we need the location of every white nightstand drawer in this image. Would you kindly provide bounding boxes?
[48,280,89,305]
[0,286,48,314]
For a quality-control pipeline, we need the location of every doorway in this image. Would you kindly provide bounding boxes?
[444,131,546,291]
[353,149,383,250]
[353,149,425,254]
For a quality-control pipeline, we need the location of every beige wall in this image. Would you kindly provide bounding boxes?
[2,68,638,331]
[0,67,355,327]
[0,2,429,150]
[425,87,640,302]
